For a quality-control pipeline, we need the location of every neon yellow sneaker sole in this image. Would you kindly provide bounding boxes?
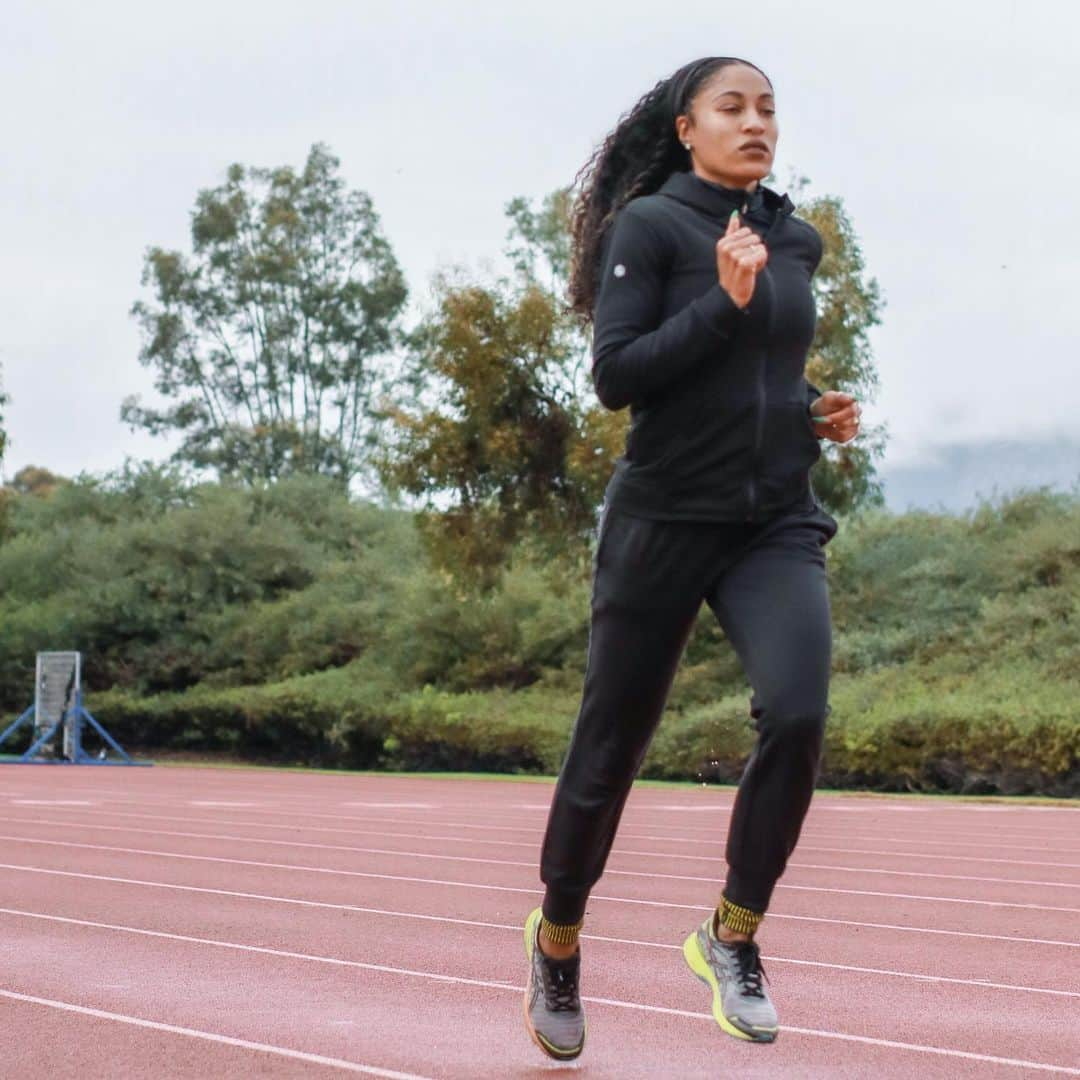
[682,924,778,1043]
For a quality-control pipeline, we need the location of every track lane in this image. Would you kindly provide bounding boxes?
[2,766,1078,1076]
[1,907,1077,1077]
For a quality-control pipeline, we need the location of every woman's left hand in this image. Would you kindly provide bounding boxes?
[810,390,861,444]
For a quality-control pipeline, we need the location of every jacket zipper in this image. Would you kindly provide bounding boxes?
[744,197,789,522]
[747,345,766,521]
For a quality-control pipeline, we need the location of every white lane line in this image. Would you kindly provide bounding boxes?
[648,829,1080,856]
[788,862,1080,890]
[787,844,1080,872]
[2,862,1077,950]
[147,804,1080,852]
[595,996,1080,1076]
[2,906,1075,1000]
[297,800,1071,834]
[12,783,1077,823]
[18,806,1077,871]
[10,800,93,806]
[0,908,517,991]
[0,786,127,795]
[189,801,262,808]
[648,805,730,812]
[21,797,1078,850]
[487,807,1077,840]
[339,803,436,809]
[0,953,1074,1074]
[630,816,1077,844]
[11,815,1080,890]
[0,989,430,1078]
[647,802,1079,816]
[3,832,1077,914]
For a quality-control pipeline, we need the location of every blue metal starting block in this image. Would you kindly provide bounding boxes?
[0,652,150,766]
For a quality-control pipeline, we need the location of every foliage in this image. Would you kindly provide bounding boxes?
[0,362,7,466]
[0,462,590,706]
[122,143,408,486]
[84,658,1079,795]
[785,171,888,515]
[0,465,407,700]
[376,267,614,589]
[378,173,888,587]
[1,468,1076,794]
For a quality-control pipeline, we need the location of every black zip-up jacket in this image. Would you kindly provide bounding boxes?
[592,168,826,522]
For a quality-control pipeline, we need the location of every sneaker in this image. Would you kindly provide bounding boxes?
[522,907,586,1060]
[682,913,778,1043]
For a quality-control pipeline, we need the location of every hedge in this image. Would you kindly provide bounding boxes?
[67,658,1080,797]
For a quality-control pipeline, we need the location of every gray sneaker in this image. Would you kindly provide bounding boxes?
[523,907,586,1060]
[682,913,778,1042]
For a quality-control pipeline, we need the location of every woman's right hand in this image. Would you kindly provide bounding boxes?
[716,210,767,310]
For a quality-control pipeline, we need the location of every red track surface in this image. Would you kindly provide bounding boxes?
[0,765,1077,1078]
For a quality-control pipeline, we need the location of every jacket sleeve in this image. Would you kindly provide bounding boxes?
[590,206,748,412]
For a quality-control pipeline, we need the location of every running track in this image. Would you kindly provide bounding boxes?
[0,766,1077,1078]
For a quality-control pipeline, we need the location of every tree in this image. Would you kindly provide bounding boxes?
[378,171,887,588]
[123,143,408,488]
[375,187,627,590]
[0,367,9,538]
[788,171,888,514]
[0,361,8,467]
[9,465,68,498]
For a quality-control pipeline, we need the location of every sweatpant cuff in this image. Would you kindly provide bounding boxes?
[541,888,589,927]
[722,870,774,915]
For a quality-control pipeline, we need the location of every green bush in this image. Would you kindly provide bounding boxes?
[5,475,1079,796]
[87,652,1079,795]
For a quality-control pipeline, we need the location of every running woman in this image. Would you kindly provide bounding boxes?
[522,55,862,1059]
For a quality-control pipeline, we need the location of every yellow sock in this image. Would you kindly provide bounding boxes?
[715,896,763,937]
[540,914,583,947]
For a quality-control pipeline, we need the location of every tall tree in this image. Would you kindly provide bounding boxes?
[9,466,67,497]
[0,365,8,538]
[123,143,408,487]
[376,188,622,589]
[0,362,8,467]
[378,173,886,587]
[789,172,888,514]
[376,271,612,591]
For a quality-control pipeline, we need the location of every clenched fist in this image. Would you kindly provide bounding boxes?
[716,209,767,309]
[810,391,862,444]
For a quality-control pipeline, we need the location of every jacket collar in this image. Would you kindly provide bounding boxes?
[657,168,794,222]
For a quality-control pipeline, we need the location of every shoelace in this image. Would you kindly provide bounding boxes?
[720,940,770,998]
[542,958,580,1011]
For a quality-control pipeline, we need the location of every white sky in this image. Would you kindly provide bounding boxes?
[1,0,1075,483]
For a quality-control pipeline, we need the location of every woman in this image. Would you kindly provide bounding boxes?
[522,56,861,1060]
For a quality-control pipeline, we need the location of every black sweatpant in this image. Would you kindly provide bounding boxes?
[539,497,839,925]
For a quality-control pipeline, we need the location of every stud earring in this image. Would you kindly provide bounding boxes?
[682,143,691,151]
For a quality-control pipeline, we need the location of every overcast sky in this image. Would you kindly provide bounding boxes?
[1,0,1074,488]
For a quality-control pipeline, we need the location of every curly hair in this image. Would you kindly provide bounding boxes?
[565,56,772,328]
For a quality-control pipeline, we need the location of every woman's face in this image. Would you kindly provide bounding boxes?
[676,64,777,189]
